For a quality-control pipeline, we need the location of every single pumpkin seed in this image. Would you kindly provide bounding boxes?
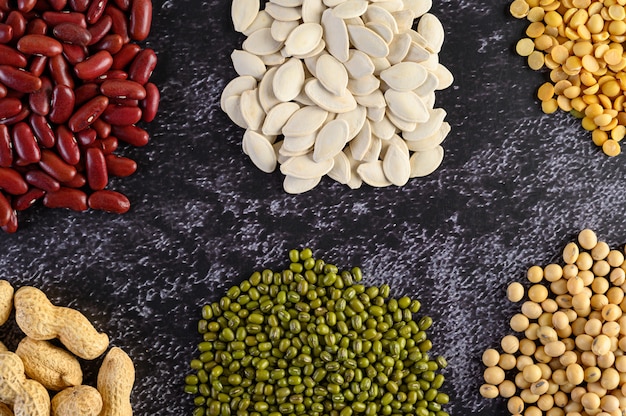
[384,90,428,123]
[280,153,335,179]
[433,63,454,90]
[316,54,349,96]
[370,116,396,140]
[380,62,427,92]
[265,3,303,21]
[284,22,323,56]
[336,104,367,139]
[283,175,322,194]
[304,79,357,113]
[282,133,317,154]
[321,9,350,62]
[347,25,389,58]
[327,150,352,184]
[343,50,375,78]
[392,9,415,32]
[349,120,372,160]
[258,67,282,112]
[231,50,267,80]
[382,141,411,186]
[347,74,380,96]
[365,21,394,43]
[243,130,278,173]
[240,89,266,131]
[273,57,306,102]
[409,145,444,177]
[332,0,369,19]
[232,0,260,33]
[262,102,301,135]
[270,19,299,42]
[357,160,392,187]
[416,13,444,53]
[223,95,248,129]
[386,33,412,64]
[242,10,274,37]
[282,105,329,136]
[302,0,326,22]
[243,28,284,56]
[313,119,350,162]
[260,52,286,66]
[364,5,399,33]
[403,108,446,141]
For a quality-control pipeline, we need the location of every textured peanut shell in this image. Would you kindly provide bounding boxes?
[0,351,26,404]
[14,379,50,416]
[97,347,134,416]
[0,402,13,416]
[0,280,14,326]
[14,286,109,360]
[16,337,83,391]
[51,385,103,416]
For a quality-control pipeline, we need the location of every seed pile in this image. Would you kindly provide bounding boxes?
[222,0,454,194]
[185,249,450,416]
[0,0,159,232]
[511,0,626,157]
[480,229,626,416]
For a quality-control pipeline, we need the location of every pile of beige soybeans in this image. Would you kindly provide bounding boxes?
[221,0,454,193]
[511,0,626,157]
[480,229,626,416]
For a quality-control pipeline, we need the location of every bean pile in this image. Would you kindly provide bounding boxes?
[185,249,450,416]
[511,0,626,156]
[0,0,159,232]
[480,229,626,416]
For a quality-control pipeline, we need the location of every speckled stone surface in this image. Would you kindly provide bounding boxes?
[1,0,626,415]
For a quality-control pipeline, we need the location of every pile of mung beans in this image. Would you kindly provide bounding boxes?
[510,0,626,156]
[480,229,626,416]
[185,249,450,416]
[0,0,159,232]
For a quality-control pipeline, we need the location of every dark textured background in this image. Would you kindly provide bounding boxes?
[1,0,625,415]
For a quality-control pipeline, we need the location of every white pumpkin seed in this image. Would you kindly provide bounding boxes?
[354,89,386,108]
[409,145,443,177]
[347,74,380,96]
[383,133,410,158]
[357,160,392,187]
[386,109,416,131]
[316,54,349,96]
[303,55,320,77]
[336,104,367,139]
[327,150,352,184]
[280,153,335,179]
[404,41,430,62]
[434,63,454,90]
[232,0,260,33]
[313,119,350,161]
[386,33,412,64]
[371,57,391,74]
[273,57,305,102]
[392,9,415,32]
[413,71,439,96]
[367,105,386,122]
[365,22,394,44]
[344,16,365,26]
[231,50,267,80]
[347,25,389,58]
[403,107,446,140]
[265,3,302,21]
[382,141,410,185]
[242,10,274,36]
[370,116,397,140]
[384,89,428,123]
[243,28,284,56]
[282,105,329,136]
[262,102,301,135]
[240,89,266,131]
[332,0,368,19]
[223,95,248,129]
[220,75,257,111]
[403,0,432,17]
[243,130,278,173]
[290,39,326,59]
[321,8,350,62]
[260,52,286,66]
[283,175,322,194]
[373,0,404,13]
[343,50,375,79]
[304,79,357,113]
[380,62,427,92]
[258,67,281,112]
[324,0,348,6]
[363,5,398,32]
[282,133,317,154]
[302,0,326,22]
[422,90,435,109]
[405,121,450,151]
[349,120,372,160]
[361,135,382,162]
[417,13,444,53]
[283,22,323,56]
[270,19,299,42]
[270,0,304,7]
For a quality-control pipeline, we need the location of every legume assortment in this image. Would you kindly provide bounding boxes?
[511,0,626,156]
[0,0,159,232]
[480,229,626,416]
[222,0,454,193]
[185,249,450,416]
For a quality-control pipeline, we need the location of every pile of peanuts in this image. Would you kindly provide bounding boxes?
[0,0,159,232]
[480,229,626,416]
[511,0,626,156]
[0,281,134,416]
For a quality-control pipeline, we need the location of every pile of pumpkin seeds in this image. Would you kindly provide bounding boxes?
[185,249,450,416]
[222,0,454,193]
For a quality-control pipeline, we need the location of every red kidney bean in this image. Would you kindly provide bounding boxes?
[128,48,156,85]
[29,55,48,77]
[61,43,86,65]
[53,21,92,45]
[0,167,28,195]
[0,84,6,98]
[43,187,87,210]
[28,76,52,115]
[104,4,129,43]
[74,50,112,80]
[48,54,74,88]
[99,135,116,153]
[92,33,123,54]
[0,66,41,93]
[0,107,29,125]
[68,0,89,12]
[129,0,151,41]
[87,14,111,45]
[87,0,108,24]
[0,24,12,43]
[111,42,139,70]
[6,11,27,40]
[68,94,108,132]
[92,69,126,83]
[29,114,55,147]
[1,209,17,233]
[12,122,40,164]
[101,103,140,125]
[91,117,110,138]
[111,0,128,11]
[55,125,80,164]
[26,17,47,35]
[0,98,22,120]
[100,78,145,99]
[140,82,158,123]
[109,97,136,106]
[25,169,60,192]
[17,0,37,12]
[105,153,135,176]
[0,45,27,67]
[0,125,12,167]
[88,189,128,213]
[74,82,99,106]
[39,149,76,182]
[13,187,44,210]
[17,34,63,56]
[48,84,75,124]
[60,171,85,187]
[111,124,147,146]
[85,147,106,190]
[47,0,68,11]
[0,192,12,226]
[42,11,86,27]
[75,126,96,145]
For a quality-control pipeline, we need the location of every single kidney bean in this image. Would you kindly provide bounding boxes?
[87,14,112,45]
[0,166,28,195]
[60,171,85,188]
[39,149,76,182]
[111,124,148,147]
[6,11,27,40]
[0,45,27,67]
[100,78,145,100]
[28,76,52,115]
[88,189,129,213]
[48,54,74,88]
[99,135,117,154]
[105,4,129,43]
[53,21,92,45]
[17,34,63,56]
[29,114,55,148]
[0,192,12,226]
[85,147,107,190]
[0,107,29,125]
[48,84,75,124]
[42,11,86,27]
[12,122,41,164]
[68,94,108,132]
[0,125,12,167]
[25,169,60,192]
[68,0,89,12]
[26,18,47,36]
[0,24,12,43]
[87,0,108,24]
[13,187,44,211]
[75,127,96,145]
[91,117,110,138]
[0,65,41,93]
[92,69,127,83]
[0,98,22,120]
[43,187,87,211]
[62,43,86,65]
[47,0,68,11]
[128,48,156,85]
[105,153,135,177]
[111,42,139,70]
[102,104,141,126]
[29,55,48,77]
[17,0,37,12]
[74,50,113,80]
[92,33,123,54]
[129,0,151,41]
[55,125,80,165]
